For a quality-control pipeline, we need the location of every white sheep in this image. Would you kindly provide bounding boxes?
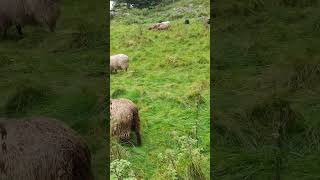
[110,54,129,73]
[148,21,171,30]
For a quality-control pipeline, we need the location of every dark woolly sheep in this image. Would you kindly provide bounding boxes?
[110,98,141,146]
[0,0,61,37]
[110,54,129,73]
[0,117,93,180]
[184,19,190,24]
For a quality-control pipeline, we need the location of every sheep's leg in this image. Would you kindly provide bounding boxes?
[135,130,142,146]
[16,25,23,36]
[132,111,142,146]
[48,20,57,32]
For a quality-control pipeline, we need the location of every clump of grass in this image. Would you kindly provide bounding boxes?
[158,55,190,68]
[110,159,137,179]
[70,23,91,48]
[303,126,320,152]
[5,84,50,116]
[244,97,304,146]
[215,96,305,150]
[245,0,266,15]
[154,132,208,179]
[287,60,320,90]
[111,138,130,161]
[216,0,265,17]
[186,161,206,180]
[278,0,318,7]
[111,89,127,98]
[215,96,307,179]
[0,55,14,68]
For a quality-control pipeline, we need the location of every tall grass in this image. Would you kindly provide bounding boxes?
[214,0,320,179]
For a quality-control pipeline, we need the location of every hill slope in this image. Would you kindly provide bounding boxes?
[110,0,210,179]
[0,0,107,179]
[214,0,320,179]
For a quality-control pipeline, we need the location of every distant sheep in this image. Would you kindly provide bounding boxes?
[0,117,93,180]
[110,54,129,73]
[148,21,171,30]
[110,98,142,146]
[0,0,61,36]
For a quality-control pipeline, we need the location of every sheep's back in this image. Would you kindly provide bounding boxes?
[110,99,137,138]
[0,117,93,180]
[110,55,129,71]
[0,0,24,23]
[0,0,60,28]
[111,54,129,62]
[23,0,60,23]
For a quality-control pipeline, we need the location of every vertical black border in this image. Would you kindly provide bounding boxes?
[106,1,111,180]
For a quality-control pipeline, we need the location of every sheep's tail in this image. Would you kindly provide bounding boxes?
[132,107,142,146]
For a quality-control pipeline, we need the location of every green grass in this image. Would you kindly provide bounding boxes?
[0,0,107,179]
[111,0,210,178]
[214,0,320,179]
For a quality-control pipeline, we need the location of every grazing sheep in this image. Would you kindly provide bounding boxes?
[0,117,93,180]
[110,54,129,73]
[110,98,142,146]
[0,0,61,36]
[148,23,159,30]
[148,21,171,30]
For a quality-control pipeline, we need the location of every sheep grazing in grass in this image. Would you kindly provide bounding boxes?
[0,0,61,37]
[110,54,129,73]
[110,98,142,146]
[148,21,171,30]
[0,117,93,180]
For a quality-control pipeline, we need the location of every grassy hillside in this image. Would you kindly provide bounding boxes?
[0,1,107,179]
[110,0,210,179]
[214,0,320,179]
